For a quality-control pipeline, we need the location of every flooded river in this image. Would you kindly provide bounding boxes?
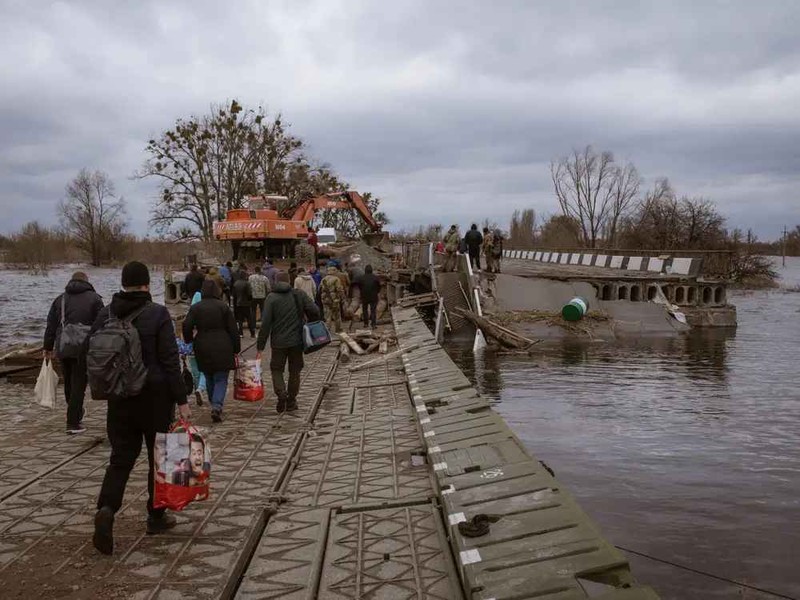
[1,261,798,599]
[449,257,800,600]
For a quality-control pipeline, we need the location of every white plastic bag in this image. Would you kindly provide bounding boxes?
[34,359,58,408]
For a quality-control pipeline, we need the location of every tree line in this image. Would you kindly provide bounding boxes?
[507,145,795,256]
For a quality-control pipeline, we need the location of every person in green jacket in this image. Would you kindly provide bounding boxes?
[255,271,320,413]
[443,224,460,272]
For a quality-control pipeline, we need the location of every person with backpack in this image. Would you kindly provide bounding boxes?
[43,271,103,435]
[443,224,460,272]
[255,271,320,413]
[182,279,240,423]
[219,261,233,304]
[90,262,190,556]
[359,265,381,329]
[248,265,270,323]
[482,227,496,273]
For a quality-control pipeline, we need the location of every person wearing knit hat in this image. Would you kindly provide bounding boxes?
[42,271,104,435]
[91,261,192,556]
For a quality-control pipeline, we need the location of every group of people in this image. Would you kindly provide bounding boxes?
[42,254,380,558]
[440,224,504,273]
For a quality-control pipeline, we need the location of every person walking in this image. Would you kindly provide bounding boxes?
[443,225,460,272]
[182,279,240,423]
[294,267,317,301]
[256,271,320,413]
[183,264,205,299]
[359,265,381,329]
[219,261,233,304]
[206,267,226,300]
[43,271,103,434]
[464,224,483,271]
[231,267,255,338]
[288,262,299,287]
[92,262,190,556]
[482,227,495,273]
[492,229,504,273]
[248,265,270,323]
[263,259,278,287]
[320,266,345,333]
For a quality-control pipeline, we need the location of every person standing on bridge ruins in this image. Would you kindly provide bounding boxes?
[443,224,460,271]
[43,271,103,435]
[294,267,317,302]
[183,279,240,423]
[256,271,320,413]
[359,265,381,329]
[320,266,346,333]
[482,227,495,273]
[92,262,191,556]
[263,258,278,287]
[464,223,483,271]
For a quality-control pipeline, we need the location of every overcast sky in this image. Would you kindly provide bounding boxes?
[2,0,799,240]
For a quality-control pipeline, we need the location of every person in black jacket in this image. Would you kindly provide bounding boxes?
[359,265,381,329]
[43,272,103,434]
[256,271,320,413]
[182,279,240,422]
[92,262,191,556]
[231,267,254,337]
[183,264,205,299]
[464,223,483,271]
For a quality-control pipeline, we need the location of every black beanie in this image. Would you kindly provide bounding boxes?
[121,261,150,288]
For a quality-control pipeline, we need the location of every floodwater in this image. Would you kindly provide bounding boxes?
[1,261,798,599]
[0,266,165,351]
[447,257,800,600]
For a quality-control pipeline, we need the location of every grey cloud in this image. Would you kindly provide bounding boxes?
[1,0,799,240]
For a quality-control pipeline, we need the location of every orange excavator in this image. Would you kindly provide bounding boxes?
[212,190,384,262]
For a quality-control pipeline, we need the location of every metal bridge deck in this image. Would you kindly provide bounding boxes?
[0,311,657,599]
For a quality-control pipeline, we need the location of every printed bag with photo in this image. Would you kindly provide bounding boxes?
[234,359,264,402]
[153,420,211,511]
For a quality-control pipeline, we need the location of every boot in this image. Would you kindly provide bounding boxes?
[285,398,298,412]
[147,512,177,535]
[93,506,115,555]
[276,394,287,414]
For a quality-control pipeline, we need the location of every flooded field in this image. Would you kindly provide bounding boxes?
[449,258,800,600]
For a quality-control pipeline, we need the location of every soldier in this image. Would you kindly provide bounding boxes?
[443,225,460,272]
[482,227,495,273]
[320,266,345,333]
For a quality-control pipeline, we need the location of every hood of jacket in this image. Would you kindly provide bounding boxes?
[65,279,96,295]
[296,273,313,282]
[110,290,151,319]
[272,281,292,294]
[201,279,222,299]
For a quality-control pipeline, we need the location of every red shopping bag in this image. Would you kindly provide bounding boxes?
[234,358,265,402]
[153,420,211,511]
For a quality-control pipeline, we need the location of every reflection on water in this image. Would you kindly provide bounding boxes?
[445,258,800,600]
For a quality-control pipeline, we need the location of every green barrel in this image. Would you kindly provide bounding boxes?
[562,297,588,321]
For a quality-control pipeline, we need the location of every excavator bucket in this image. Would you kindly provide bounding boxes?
[363,231,390,249]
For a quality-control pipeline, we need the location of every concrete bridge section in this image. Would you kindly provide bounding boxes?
[0,312,659,598]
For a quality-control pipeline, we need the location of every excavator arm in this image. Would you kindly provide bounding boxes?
[291,191,382,232]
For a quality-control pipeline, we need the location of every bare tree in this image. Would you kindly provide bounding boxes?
[509,209,536,248]
[59,169,127,266]
[550,146,641,248]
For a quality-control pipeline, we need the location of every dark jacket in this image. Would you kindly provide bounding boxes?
[257,282,320,350]
[183,270,205,298]
[44,279,104,352]
[359,273,381,304]
[91,290,187,406]
[232,277,252,307]
[464,228,483,250]
[183,280,240,372]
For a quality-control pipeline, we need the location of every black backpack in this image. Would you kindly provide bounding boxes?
[87,304,150,400]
